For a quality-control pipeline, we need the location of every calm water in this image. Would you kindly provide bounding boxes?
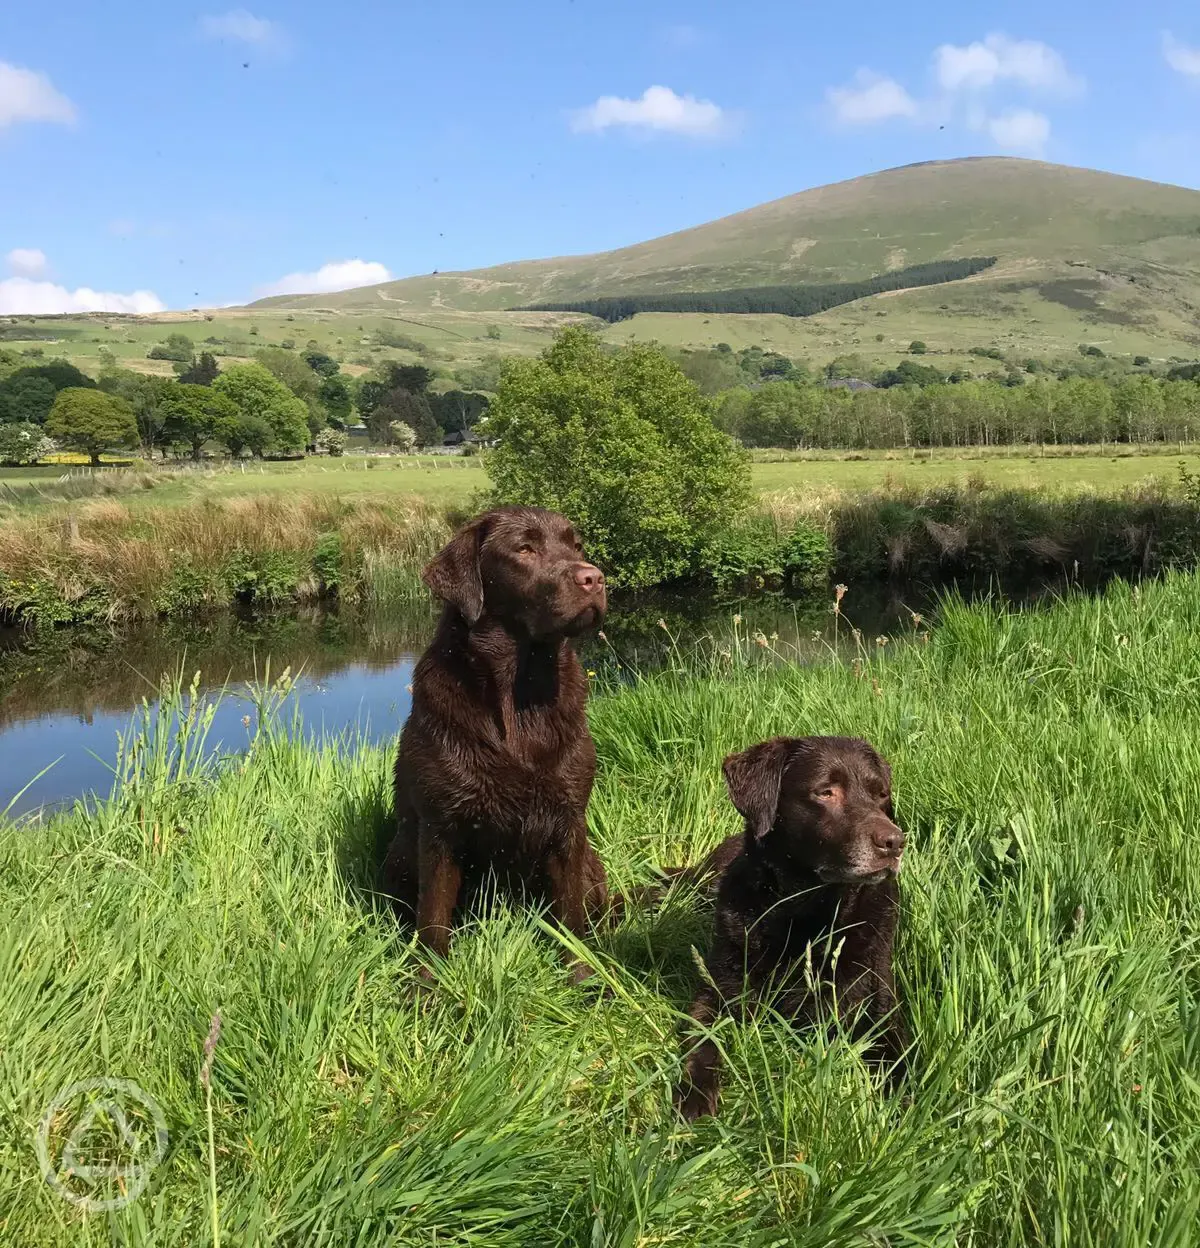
[0,582,1027,818]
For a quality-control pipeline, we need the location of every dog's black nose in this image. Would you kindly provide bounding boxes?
[574,564,605,593]
[872,823,905,856]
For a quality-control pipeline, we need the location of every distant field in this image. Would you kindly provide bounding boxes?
[5,446,1199,516]
[8,288,1196,391]
[0,308,565,385]
[0,456,488,510]
[751,447,1200,495]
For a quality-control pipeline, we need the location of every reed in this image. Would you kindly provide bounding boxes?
[2,473,1198,625]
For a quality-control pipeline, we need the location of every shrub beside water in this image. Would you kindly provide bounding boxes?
[484,327,751,589]
[699,515,832,591]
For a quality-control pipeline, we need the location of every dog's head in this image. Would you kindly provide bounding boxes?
[722,736,904,885]
[423,506,606,639]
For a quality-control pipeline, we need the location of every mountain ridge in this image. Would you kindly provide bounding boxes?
[247,157,1200,356]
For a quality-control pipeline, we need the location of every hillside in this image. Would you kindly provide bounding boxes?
[250,159,1200,338]
[7,159,1198,386]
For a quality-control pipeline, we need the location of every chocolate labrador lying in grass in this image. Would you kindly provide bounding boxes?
[383,506,610,984]
[672,736,910,1120]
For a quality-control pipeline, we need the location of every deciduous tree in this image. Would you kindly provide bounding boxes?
[45,388,138,465]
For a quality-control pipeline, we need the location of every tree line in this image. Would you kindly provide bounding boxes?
[717,374,1200,449]
[516,258,998,322]
[0,337,492,466]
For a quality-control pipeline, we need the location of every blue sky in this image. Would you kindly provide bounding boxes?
[2,1,1199,312]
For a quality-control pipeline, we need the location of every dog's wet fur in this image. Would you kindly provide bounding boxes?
[382,506,610,983]
[672,735,910,1120]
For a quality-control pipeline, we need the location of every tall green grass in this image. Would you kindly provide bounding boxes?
[3,574,1200,1243]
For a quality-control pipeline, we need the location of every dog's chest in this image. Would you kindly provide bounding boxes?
[454,721,593,845]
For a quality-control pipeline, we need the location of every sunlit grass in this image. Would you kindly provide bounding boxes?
[3,572,1200,1242]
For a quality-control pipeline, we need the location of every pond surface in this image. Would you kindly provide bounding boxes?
[0,579,1054,818]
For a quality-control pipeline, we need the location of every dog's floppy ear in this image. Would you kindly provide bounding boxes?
[722,738,792,842]
[422,515,488,624]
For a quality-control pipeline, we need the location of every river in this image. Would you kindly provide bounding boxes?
[0,580,1036,818]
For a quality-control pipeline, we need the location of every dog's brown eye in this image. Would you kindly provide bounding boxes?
[816,787,836,800]
[516,544,535,555]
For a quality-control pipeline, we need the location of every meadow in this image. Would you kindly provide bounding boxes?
[4,444,1200,514]
[4,571,1200,1244]
[4,448,1200,625]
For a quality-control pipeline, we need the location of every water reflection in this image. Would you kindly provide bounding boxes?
[0,585,940,818]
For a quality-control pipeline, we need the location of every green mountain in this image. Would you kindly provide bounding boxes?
[250,158,1200,333]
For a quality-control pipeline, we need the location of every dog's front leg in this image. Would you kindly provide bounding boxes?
[546,829,594,983]
[415,828,463,975]
[675,984,724,1121]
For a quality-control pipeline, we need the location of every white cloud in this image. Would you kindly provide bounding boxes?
[827,71,919,124]
[199,10,283,47]
[0,277,164,316]
[255,258,393,298]
[984,108,1051,156]
[822,32,1077,159]
[571,85,729,138]
[1163,33,1200,78]
[6,248,48,278]
[0,61,76,128]
[934,34,1082,95]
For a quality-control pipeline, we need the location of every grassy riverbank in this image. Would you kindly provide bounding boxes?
[3,572,1200,1243]
[3,467,1200,623]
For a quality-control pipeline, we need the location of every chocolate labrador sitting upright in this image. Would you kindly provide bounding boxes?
[383,506,610,984]
[674,736,910,1120]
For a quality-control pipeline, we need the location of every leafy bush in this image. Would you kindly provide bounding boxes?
[372,326,428,353]
[909,340,928,355]
[484,328,751,588]
[313,531,343,593]
[0,423,55,466]
[700,517,832,591]
[388,421,416,452]
[147,333,195,363]
[314,428,348,457]
[780,522,834,590]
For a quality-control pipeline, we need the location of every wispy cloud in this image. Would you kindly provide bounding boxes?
[572,85,731,138]
[0,61,76,129]
[983,108,1051,156]
[824,32,1080,156]
[1163,32,1200,78]
[5,248,48,279]
[255,258,392,298]
[934,34,1082,95]
[828,72,919,125]
[199,10,286,50]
